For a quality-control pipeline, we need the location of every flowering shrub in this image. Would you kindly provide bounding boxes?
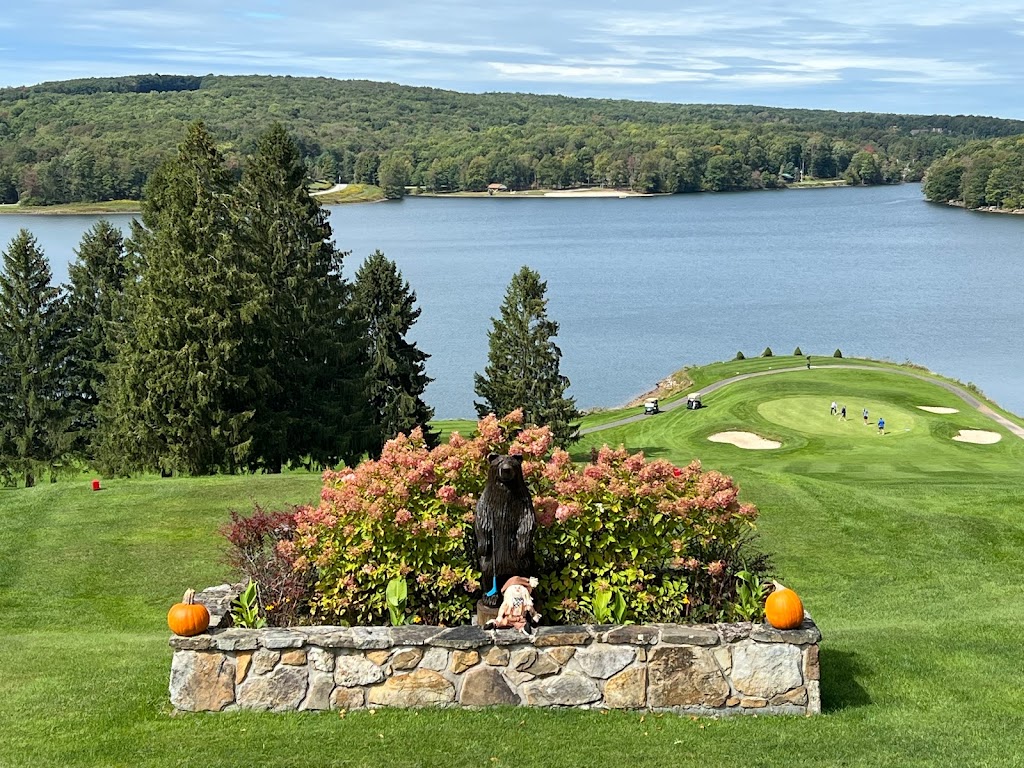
[530,445,763,623]
[290,412,552,625]
[230,411,769,626]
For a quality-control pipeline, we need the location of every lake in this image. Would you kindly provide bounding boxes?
[2,184,1023,419]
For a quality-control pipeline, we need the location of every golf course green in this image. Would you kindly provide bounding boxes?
[1,357,1022,767]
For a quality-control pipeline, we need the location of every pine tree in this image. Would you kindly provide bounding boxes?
[351,250,436,455]
[0,230,70,486]
[235,123,374,470]
[474,266,580,446]
[101,122,255,475]
[64,220,131,460]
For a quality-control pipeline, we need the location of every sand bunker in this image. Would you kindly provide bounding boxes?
[917,406,960,414]
[951,430,1002,444]
[708,431,781,449]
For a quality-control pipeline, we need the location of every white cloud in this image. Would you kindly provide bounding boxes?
[361,38,550,58]
[736,0,1024,28]
[488,61,839,88]
[559,52,728,72]
[82,9,202,30]
[713,71,842,88]
[488,62,711,85]
[593,10,787,38]
[866,1,1024,26]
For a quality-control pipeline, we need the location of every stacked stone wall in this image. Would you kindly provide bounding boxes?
[170,619,821,715]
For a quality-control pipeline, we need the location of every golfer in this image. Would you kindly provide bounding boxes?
[877,417,885,434]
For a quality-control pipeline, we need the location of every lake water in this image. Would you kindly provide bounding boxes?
[3,184,1023,419]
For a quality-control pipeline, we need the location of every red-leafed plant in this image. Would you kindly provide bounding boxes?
[222,503,312,627]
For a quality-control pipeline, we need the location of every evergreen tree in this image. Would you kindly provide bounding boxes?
[235,123,374,471]
[0,230,70,486]
[377,154,410,200]
[101,122,255,475]
[474,266,580,446]
[351,250,436,455]
[64,221,131,460]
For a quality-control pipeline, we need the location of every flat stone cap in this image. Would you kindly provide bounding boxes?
[169,616,821,651]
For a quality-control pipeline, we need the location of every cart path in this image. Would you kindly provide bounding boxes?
[581,364,1024,440]
[310,183,349,196]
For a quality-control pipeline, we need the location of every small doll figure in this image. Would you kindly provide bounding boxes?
[486,576,541,632]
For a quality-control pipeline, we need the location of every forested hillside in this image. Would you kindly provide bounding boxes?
[923,135,1024,211]
[3,74,1024,205]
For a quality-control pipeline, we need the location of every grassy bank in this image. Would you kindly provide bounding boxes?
[2,361,1023,766]
[0,200,142,215]
[0,184,386,214]
[787,179,849,188]
[315,184,386,204]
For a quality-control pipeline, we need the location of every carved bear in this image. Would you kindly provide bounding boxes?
[475,453,536,608]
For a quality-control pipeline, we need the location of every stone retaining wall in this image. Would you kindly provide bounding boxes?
[170,618,821,715]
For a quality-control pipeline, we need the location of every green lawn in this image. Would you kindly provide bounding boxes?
[0,199,142,215]
[315,184,386,204]
[2,362,1023,766]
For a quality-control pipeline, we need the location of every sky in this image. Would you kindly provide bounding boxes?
[3,1,1024,118]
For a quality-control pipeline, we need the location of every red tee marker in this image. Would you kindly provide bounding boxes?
[91,479,101,491]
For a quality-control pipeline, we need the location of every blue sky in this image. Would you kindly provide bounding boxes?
[3,1,1024,118]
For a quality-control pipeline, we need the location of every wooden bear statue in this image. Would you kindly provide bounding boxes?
[475,453,536,608]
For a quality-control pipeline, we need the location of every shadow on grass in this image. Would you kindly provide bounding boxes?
[628,445,671,457]
[820,648,872,712]
[568,445,671,463]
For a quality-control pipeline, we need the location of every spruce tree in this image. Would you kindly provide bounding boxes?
[235,123,373,470]
[0,230,70,486]
[474,266,580,446]
[351,250,436,454]
[65,221,131,460]
[101,122,255,475]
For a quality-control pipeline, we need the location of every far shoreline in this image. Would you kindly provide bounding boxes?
[945,200,1024,216]
[0,180,938,216]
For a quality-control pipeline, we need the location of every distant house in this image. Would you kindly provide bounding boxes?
[487,183,508,195]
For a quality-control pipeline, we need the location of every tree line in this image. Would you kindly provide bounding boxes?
[922,135,1024,211]
[3,75,1024,205]
[0,122,580,484]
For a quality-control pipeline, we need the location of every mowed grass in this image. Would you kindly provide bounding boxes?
[2,363,1024,767]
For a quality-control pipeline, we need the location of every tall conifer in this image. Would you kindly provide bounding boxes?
[474,266,580,446]
[101,122,256,475]
[235,123,373,470]
[351,250,436,454]
[0,230,70,486]
[65,220,131,460]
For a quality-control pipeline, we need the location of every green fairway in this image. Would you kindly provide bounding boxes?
[2,360,1024,767]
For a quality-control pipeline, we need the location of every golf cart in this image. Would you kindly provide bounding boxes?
[686,393,703,410]
[643,398,660,415]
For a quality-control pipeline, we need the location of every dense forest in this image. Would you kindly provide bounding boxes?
[922,135,1024,211]
[3,74,1024,205]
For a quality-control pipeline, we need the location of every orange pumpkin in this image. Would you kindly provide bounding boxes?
[765,582,804,629]
[168,589,210,636]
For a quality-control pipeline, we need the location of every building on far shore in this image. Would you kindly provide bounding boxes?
[487,183,508,195]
